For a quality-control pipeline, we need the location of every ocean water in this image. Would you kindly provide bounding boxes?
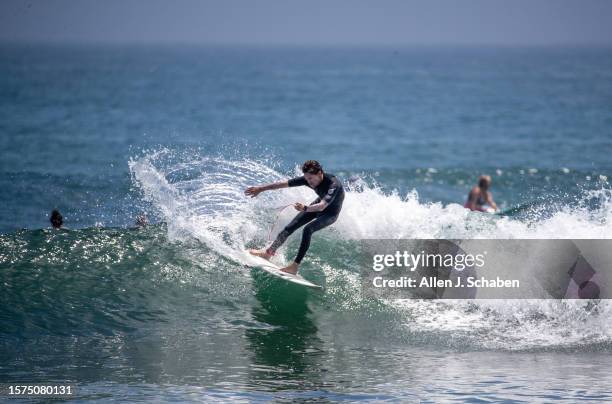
[1,44,612,401]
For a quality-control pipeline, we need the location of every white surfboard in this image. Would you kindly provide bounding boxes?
[244,251,322,289]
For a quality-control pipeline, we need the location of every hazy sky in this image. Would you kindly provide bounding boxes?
[1,0,611,46]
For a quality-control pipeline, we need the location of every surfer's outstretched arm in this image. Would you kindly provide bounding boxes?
[244,181,288,198]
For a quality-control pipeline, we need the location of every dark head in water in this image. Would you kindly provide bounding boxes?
[478,175,492,191]
[50,209,63,228]
[302,160,324,188]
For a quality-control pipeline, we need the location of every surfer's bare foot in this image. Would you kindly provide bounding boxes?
[248,248,272,260]
[280,262,299,275]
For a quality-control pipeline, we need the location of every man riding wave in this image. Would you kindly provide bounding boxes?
[245,160,344,275]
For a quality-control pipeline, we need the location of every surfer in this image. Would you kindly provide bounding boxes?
[245,160,344,275]
[464,175,498,212]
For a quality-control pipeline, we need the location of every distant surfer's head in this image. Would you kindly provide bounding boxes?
[50,209,63,229]
[478,175,491,190]
[302,160,324,187]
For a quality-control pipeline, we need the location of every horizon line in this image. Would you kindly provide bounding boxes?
[2,39,612,49]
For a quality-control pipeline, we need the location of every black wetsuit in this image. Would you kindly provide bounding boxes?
[268,173,344,263]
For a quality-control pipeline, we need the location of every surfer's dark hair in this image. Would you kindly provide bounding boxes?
[302,160,322,174]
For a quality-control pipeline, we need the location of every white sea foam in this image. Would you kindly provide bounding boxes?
[129,150,612,350]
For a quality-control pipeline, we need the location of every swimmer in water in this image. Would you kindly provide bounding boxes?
[50,209,63,229]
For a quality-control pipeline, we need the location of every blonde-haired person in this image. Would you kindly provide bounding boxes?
[465,175,498,213]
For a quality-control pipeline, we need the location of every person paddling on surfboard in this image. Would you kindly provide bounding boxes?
[244,160,344,275]
[464,175,498,212]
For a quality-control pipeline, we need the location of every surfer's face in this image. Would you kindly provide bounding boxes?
[304,171,323,187]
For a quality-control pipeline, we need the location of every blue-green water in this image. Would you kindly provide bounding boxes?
[1,44,612,401]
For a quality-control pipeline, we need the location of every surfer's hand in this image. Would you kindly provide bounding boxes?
[294,202,306,212]
[245,186,262,197]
